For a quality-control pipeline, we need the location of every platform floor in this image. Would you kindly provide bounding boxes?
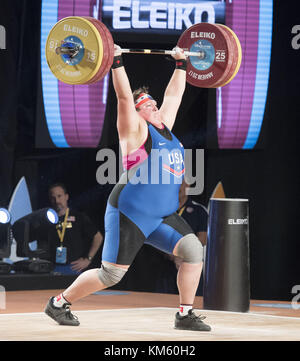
[0,289,299,341]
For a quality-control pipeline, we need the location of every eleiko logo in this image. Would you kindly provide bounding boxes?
[103,0,218,30]
[228,218,248,225]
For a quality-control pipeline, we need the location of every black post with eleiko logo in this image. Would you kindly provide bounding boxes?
[203,198,250,313]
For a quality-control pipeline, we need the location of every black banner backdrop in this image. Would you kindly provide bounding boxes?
[0,1,22,205]
[0,0,299,300]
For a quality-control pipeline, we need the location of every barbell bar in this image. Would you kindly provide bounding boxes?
[55,42,206,59]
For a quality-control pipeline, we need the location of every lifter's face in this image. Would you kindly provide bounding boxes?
[137,99,160,123]
[49,186,69,216]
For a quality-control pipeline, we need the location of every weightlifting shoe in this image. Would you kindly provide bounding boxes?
[44,297,80,326]
[175,309,211,331]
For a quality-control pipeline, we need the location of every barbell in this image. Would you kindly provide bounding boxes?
[45,16,242,88]
[55,44,205,58]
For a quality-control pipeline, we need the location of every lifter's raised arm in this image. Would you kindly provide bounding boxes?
[160,47,187,130]
[111,45,140,137]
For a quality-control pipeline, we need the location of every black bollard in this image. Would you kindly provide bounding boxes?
[203,198,250,312]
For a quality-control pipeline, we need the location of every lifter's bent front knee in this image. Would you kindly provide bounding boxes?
[97,261,128,288]
[173,234,203,264]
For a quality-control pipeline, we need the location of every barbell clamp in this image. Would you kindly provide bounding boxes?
[55,41,80,58]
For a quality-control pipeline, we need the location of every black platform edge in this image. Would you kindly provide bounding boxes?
[0,273,77,291]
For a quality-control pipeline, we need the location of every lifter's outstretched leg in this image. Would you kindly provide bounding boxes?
[44,262,128,325]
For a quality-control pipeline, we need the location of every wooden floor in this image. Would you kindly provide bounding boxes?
[0,289,300,341]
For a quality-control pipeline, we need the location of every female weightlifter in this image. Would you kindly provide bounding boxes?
[44,44,211,332]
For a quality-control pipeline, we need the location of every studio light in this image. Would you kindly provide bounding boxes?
[0,208,12,274]
[12,208,59,273]
[0,208,11,224]
[46,208,59,224]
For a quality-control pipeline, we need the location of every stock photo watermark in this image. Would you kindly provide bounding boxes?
[0,25,6,50]
[0,285,5,310]
[96,148,204,196]
[291,285,300,310]
[291,25,300,50]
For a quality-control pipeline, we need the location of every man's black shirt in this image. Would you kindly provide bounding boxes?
[37,209,98,264]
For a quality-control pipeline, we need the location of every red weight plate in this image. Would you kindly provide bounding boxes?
[83,17,109,84]
[95,19,114,77]
[210,25,235,87]
[177,23,234,88]
[212,24,241,88]
[81,16,109,84]
[83,18,114,84]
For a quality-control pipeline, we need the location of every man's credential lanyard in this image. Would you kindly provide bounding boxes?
[55,208,69,264]
[56,208,69,247]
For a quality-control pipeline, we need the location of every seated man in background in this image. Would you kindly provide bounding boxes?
[44,183,103,275]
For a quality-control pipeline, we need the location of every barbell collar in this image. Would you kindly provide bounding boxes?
[55,41,80,58]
